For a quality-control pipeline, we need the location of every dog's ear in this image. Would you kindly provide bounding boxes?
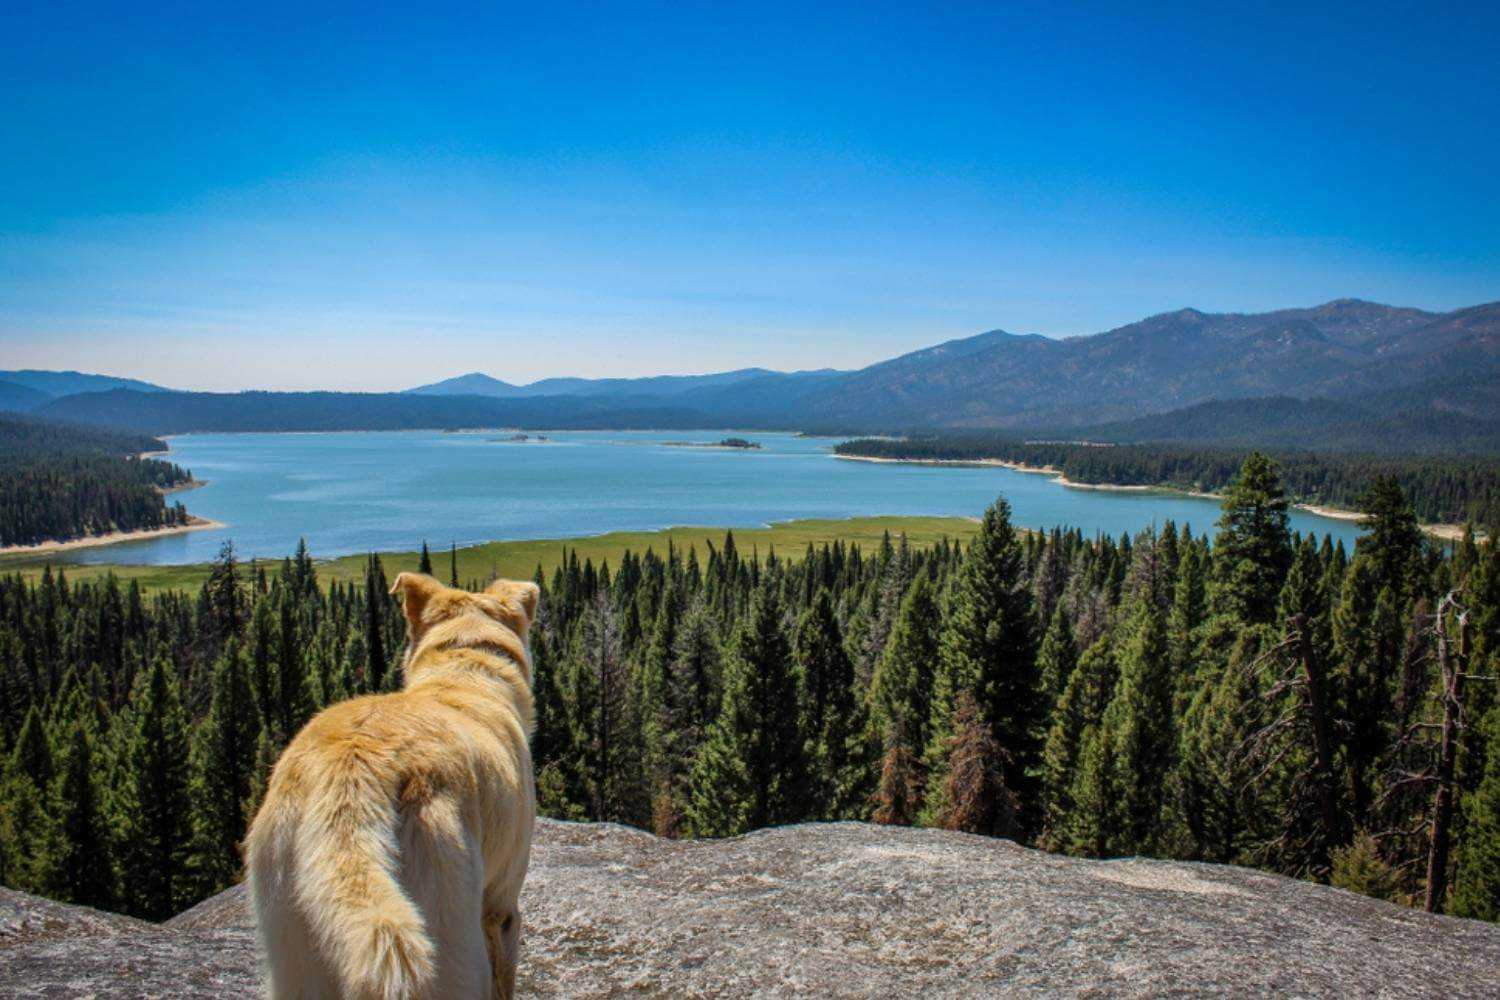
[390,572,444,628]
[487,579,541,628]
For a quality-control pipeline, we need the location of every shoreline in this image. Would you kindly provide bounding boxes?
[0,516,226,557]
[832,453,1472,540]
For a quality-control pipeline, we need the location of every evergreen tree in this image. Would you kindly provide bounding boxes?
[116,655,193,919]
[203,541,244,655]
[1062,721,1120,857]
[247,599,281,744]
[188,639,259,895]
[559,594,639,822]
[668,601,721,755]
[275,590,314,737]
[52,719,116,909]
[795,589,866,817]
[924,498,1040,830]
[1357,475,1424,604]
[1098,600,1175,854]
[1330,833,1405,905]
[867,573,940,774]
[1168,540,1208,705]
[1040,638,1116,848]
[1037,604,1079,710]
[419,541,433,575]
[363,555,390,692]
[637,589,680,830]
[684,581,808,836]
[1212,453,1293,626]
[1171,630,1278,864]
[1453,707,1500,921]
[1333,557,1396,824]
[0,707,59,892]
[8,703,55,786]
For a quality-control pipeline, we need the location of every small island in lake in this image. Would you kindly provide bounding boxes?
[662,437,763,450]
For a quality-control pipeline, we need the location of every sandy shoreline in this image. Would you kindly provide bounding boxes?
[832,453,1472,540]
[0,516,225,557]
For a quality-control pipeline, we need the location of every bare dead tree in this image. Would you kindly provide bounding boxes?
[1291,613,1342,867]
[1424,594,1472,912]
[1374,591,1491,912]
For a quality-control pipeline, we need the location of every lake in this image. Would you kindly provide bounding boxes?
[60,430,1367,565]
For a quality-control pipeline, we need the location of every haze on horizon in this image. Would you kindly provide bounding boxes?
[3,2,1498,392]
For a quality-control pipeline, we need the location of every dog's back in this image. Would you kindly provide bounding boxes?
[246,574,538,1000]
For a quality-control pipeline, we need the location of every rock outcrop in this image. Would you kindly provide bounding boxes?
[4,819,1498,997]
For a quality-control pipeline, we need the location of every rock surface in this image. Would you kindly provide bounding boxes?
[4,818,1499,997]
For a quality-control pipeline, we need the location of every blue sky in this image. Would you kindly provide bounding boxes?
[2,1,1497,390]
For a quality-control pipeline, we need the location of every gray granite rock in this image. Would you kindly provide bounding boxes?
[3,818,1498,997]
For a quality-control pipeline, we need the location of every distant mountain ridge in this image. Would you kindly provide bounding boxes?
[408,367,841,399]
[25,298,1500,451]
[800,299,1498,429]
[0,369,170,401]
[401,298,1499,432]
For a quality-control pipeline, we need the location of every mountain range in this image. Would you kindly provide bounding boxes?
[404,298,1500,432]
[13,299,1500,452]
[406,367,842,400]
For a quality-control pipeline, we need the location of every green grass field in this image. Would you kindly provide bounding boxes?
[0,516,980,593]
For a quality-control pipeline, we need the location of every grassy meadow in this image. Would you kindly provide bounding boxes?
[0,515,980,593]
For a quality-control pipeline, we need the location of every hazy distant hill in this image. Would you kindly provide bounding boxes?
[404,372,527,397]
[409,367,839,400]
[0,369,170,399]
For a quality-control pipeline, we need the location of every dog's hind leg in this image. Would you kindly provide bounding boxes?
[399,791,489,998]
[249,817,339,1000]
[482,884,522,1000]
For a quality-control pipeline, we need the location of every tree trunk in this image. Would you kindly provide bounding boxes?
[1424,601,1469,913]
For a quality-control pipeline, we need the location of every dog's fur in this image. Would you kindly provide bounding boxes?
[245,573,538,999]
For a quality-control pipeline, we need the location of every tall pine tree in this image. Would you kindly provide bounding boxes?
[684,580,809,836]
[115,655,193,919]
[924,498,1040,831]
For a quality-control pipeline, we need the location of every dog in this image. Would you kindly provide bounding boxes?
[245,573,538,999]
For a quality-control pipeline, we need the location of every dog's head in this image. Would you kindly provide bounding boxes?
[389,572,540,647]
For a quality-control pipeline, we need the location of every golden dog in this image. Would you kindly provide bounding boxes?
[245,573,538,999]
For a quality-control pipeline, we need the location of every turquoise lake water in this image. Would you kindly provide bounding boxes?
[55,430,1367,565]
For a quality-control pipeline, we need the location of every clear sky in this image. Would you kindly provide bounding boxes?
[3,2,1497,391]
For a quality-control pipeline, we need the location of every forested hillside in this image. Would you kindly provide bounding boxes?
[1058,389,1500,454]
[3,459,1499,925]
[0,414,194,547]
[0,381,51,414]
[837,435,1500,527]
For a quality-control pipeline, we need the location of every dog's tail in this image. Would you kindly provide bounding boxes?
[293,751,435,1000]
